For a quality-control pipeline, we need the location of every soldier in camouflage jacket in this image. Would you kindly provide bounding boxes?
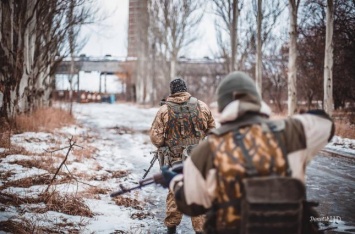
[164,72,334,234]
[150,78,216,234]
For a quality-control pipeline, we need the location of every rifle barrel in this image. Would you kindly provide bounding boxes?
[110,163,183,197]
[110,178,156,197]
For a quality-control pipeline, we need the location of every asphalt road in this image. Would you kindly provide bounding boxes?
[146,153,355,234]
[306,153,355,234]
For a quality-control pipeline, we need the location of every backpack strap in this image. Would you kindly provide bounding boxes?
[264,121,292,177]
[187,97,201,137]
[233,129,259,177]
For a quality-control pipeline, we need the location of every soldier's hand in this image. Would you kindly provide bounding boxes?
[161,165,178,188]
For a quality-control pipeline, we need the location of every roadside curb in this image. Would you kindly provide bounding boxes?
[320,148,355,161]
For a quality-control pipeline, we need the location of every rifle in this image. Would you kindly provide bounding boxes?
[142,151,158,179]
[110,163,183,197]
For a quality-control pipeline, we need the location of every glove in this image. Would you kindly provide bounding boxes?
[161,165,178,188]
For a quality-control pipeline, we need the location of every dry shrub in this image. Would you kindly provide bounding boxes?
[1,174,52,189]
[0,192,28,206]
[72,146,97,162]
[89,187,110,195]
[113,196,143,210]
[79,186,110,199]
[14,107,75,133]
[0,121,11,148]
[8,157,57,173]
[333,109,355,139]
[0,190,93,218]
[0,219,36,234]
[0,191,38,207]
[111,170,129,178]
[41,192,93,217]
[0,145,30,159]
[0,218,72,234]
[335,121,355,139]
[0,170,15,180]
[130,211,152,220]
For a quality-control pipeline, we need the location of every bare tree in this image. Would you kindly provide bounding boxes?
[132,0,204,104]
[287,0,301,116]
[323,0,334,115]
[263,44,288,113]
[66,0,94,115]
[253,0,285,97]
[212,0,243,72]
[150,0,204,81]
[0,0,95,119]
[255,0,263,95]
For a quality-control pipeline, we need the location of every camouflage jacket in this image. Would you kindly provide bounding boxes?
[149,92,216,148]
[169,99,334,232]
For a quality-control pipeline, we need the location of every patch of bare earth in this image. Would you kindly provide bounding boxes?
[113,196,144,210]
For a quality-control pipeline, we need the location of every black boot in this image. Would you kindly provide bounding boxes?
[167,226,177,234]
[195,232,203,234]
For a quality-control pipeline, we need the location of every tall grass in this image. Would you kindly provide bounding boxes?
[14,107,75,133]
[0,107,74,148]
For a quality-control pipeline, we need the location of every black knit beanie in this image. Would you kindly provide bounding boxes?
[170,78,187,94]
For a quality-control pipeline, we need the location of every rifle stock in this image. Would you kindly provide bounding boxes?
[142,151,158,179]
[110,163,183,197]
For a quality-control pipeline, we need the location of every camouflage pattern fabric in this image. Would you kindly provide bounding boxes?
[150,91,215,231]
[150,92,216,149]
[164,97,201,149]
[208,124,287,230]
[165,190,205,232]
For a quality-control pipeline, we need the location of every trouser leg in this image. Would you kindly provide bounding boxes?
[191,214,205,232]
[164,190,182,228]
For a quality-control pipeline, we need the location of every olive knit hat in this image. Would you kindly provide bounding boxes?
[217,71,261,112]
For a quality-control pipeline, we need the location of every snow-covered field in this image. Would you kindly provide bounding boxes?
[0,103,195,234]
[0,102,354,234]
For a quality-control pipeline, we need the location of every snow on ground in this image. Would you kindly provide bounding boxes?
[0,102,354,234]
[327,135,355,156]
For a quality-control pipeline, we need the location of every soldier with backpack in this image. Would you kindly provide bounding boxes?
[161,71,335,234]
[150,78,216,234]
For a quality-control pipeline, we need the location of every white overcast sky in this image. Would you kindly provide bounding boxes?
[80,0,218,58]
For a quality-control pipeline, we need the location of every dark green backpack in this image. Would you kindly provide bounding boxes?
[165,97,203,152]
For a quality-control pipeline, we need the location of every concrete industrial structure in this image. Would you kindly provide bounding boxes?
[55,0,228,103]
